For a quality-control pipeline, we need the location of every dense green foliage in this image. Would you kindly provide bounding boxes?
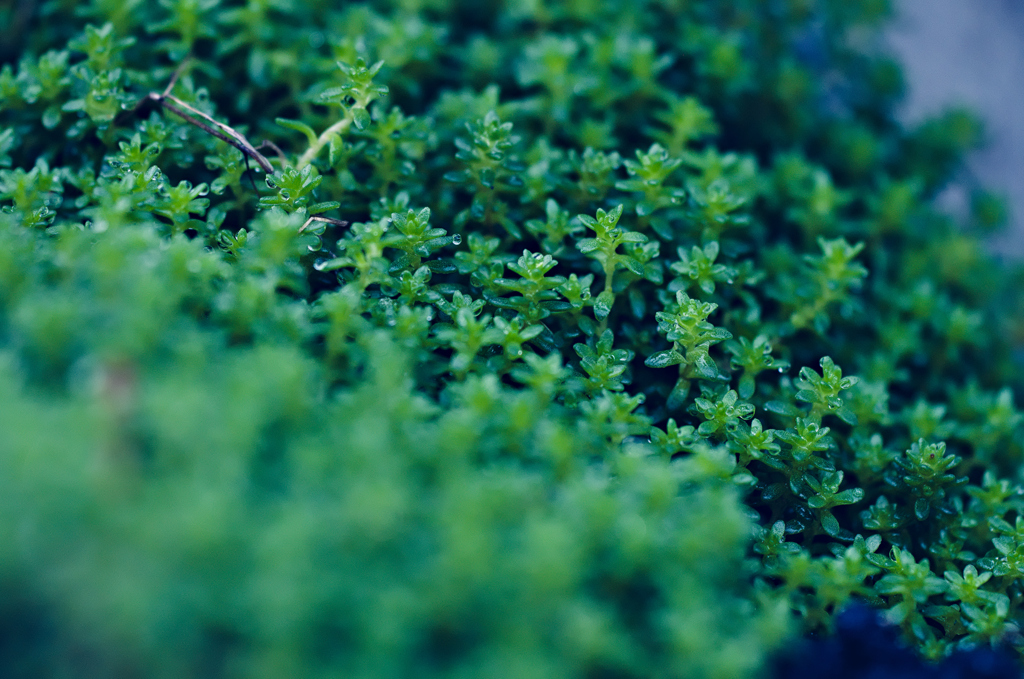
[2,0,1024,676]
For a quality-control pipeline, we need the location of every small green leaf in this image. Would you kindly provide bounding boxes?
[645,349,684,368]
[42,106,62,130]
[328,133,345,166]
[668,378,691,409]
[765,401,801,417]
[832,488,865,505]
[692,352,718,379]
[425,259,458,274]
[836,406,858,425]
[578,316,597,336]
[351,106,371,130]
[820,511,841,537]
[308,201,341,215]
[622,257,645,277]
[594,290,614,320]
[738,373,755,399]
[443,170,471,183]
[0,128,14,167]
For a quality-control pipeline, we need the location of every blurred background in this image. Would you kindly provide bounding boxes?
[888,0,1024,258]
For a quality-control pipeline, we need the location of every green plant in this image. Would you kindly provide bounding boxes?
[2,0,1024,676]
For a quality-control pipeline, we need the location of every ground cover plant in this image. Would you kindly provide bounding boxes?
[2,0,1024,677]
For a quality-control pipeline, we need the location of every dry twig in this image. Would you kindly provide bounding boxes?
[300,215,349,233]
[135,59,275,190]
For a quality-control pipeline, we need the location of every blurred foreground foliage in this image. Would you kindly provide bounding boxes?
[2,0,1024,676]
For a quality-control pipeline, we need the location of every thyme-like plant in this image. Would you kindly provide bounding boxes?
[2,1,1024,677]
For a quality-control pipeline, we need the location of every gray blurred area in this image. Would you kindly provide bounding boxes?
[887,0,1024,257]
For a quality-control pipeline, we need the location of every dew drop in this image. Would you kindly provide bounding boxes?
[314,258,330,271]
[778,367,785,373]
[451,233,463,245]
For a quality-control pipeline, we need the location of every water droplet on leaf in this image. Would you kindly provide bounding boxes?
[314,258,330,271]
[451,233,462,245]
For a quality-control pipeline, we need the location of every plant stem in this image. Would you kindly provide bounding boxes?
[297,114,352,170]
[597,251,615,334]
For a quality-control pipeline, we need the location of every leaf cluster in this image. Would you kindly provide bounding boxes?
[2,0,1024,675]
